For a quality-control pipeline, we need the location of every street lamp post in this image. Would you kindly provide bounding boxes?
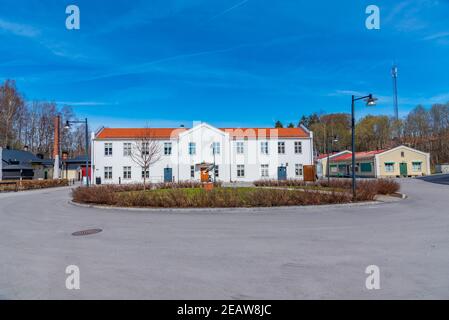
[351,94,377,200]
[64,118,90,187]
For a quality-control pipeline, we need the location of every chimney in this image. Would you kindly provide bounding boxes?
[53,116,61,179]
[53,116,60,159]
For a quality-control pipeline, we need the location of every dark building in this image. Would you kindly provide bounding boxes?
[1,147,54,181]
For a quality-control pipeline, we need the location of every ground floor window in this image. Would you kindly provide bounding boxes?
[295,164,303,177]
[214,165,219,178]
[123,166,132,179]
[104,166,112,180]
[385,163,395,173]
[237,165,245,177]
[190,165,195,178]
[360,163,372,173]
[330,165,338,173]
[261,164,269,178]
[412,162,422,172]
[141,168,149,179]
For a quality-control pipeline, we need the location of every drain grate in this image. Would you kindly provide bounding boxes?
[72,229,102,236]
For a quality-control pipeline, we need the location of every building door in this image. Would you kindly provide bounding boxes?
[44,171,48,180]
[400,163,408,177]
[277,166,287,181]
[164,168,173,183]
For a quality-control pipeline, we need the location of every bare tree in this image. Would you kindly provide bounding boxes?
[129,127,162,190]
[0,80,24,147]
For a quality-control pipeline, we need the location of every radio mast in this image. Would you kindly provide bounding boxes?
[392,65,399,121]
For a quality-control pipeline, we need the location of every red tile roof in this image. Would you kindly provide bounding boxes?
[96,127,310,139]
[316,152,341,160]
[332,150,385,162]
[221,128,309,138]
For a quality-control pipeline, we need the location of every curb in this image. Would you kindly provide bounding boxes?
[68,193,407,213]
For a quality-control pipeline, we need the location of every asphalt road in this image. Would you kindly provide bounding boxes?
[0,179,448,299]
[418,173,449,185]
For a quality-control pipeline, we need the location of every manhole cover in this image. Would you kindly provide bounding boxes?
[72,229,102,236]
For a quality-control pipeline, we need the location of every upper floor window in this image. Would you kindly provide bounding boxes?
[236,141,244,154]
[211,142,221,155]
[104,143,112,156]
[278,142,285,154]
[401,151,405,158]
[260,142,269,155]
[123,143,131,157]
[142,142,149,155]
[294,141,302,154]
[189,142,196,155]
[164,142,172,155]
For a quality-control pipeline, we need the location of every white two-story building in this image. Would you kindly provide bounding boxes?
[91,122,314,184]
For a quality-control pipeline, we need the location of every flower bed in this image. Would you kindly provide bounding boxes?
[72,186,353,208]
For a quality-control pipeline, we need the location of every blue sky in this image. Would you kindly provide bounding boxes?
[1,0,449,130]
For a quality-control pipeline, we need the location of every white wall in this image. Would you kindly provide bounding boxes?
[92,123,314,184]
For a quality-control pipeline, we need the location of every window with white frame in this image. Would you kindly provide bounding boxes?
[385,163,395,172]
[212,142,221,155]
[164,142,172,155]
[190,165,195,178]
[123,143,131,156]
[123,166,132,179]
[261,164,269,178]
[236,141,244,154]
[237,165,245,177]
[104,167,112,180]
[260,141,269,155]
[214,165,219,178]
[142,142,149,155]
[294,141,302,154]
[295,164,303,177]
[189,142,196,155]
[412,162,422,172]
[104,143,112,156]
[278,142,285,154]
[141,168,149,179]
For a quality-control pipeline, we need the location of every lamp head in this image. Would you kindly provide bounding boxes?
[63,121,71,130]
[365,94,377,106]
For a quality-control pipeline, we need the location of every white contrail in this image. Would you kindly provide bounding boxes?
[206,0,250,22]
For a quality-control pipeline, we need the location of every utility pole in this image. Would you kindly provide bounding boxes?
[392,65,399,121]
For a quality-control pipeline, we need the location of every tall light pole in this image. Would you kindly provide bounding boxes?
[351,94,377,200]
[64,118,90,187]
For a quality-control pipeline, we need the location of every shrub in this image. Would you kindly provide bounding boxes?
[0,179,69,192]
[72,186,355,208]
